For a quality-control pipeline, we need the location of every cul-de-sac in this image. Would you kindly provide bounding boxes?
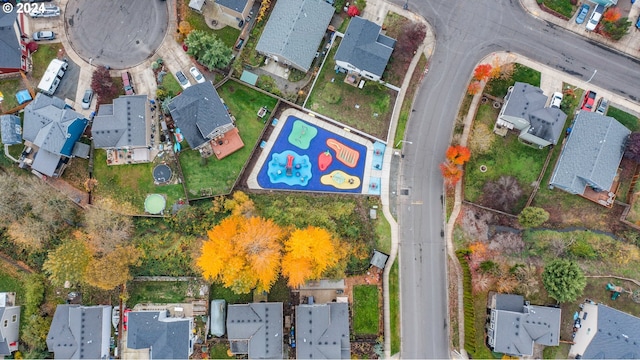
[1,0,640,359]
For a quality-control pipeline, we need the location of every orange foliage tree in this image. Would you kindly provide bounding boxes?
[281,227,344,287]
[467,81,482,95]
[445,145,471,165]
[439,162,463,187]
[441,145,471,187]
[603,7,621,22]
[473,64,493,82]
[196,215,284,294]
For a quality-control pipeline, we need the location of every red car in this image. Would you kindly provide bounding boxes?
[581,90,597,111]
[123,309,131,331]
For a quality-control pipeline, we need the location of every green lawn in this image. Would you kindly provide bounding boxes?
[0,268,26,302]
[179,81,277,197]
[184,7,240,48]
[375,215,392,254]
[607,106,639,131]
[389,260,400,355]
[352,285,380,335]
[31,43,63,81]
[0,78,22,112]
[92,150,185,213]
[210,283,253,304]
[542,0,576,18]
[161,73,183,98]
[306,38,395,140]
[209,342,234,359]
[485,64,542,98]
[268,277,291,303]
[127,281,189,306]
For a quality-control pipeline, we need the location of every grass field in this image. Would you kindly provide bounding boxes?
[179,81,277,197]
[0,267,26,302]
[161,73,183,97]
[375,216,392,254]
[0,78,23,112]
[542,0,576,18]
[389,260,400,355]
[607,106,639,131]
[92,150,185,213]
[209,342,234,359]
[31,43,63,81]
[210,283,253,304]
[485,64,542,98]
[352,285,380,335]
[184,6,240,48]
[127,281,189,306]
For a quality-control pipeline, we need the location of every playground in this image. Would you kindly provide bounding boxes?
[257,116,367,193]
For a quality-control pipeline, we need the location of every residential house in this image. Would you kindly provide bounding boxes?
[215,0,255,25]
[0,9,27,74]
[22,93,89,177]
[569,301,640,359]
[487,293,561,357]
[0,293,20,356]
[295,303,350,359]
[226,302,283,359]
[92,94,153,164]
[334,16,396,82]
[255,0,334,72]
[46,305,111,359]
[168,82,242,159]
[496,82,567,148]
[549,111,630,207]
[0,114,22,145]
[126,310,196,360]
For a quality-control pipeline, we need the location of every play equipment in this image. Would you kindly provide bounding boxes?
[267,150,311,186]
[318,150,332,171]
[326,138,359,168]
[606,283,631,300]
[320,170,361,190]
[286,154,294,176]
[288,120,318,150]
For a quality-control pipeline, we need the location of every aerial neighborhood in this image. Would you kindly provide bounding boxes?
[1,0,640,359]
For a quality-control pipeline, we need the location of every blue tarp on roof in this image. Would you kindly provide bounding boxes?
[15,90,32,105]
[60,118,88,157]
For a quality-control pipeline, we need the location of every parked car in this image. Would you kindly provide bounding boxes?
[581,90,597,111]
[29,4,60,17]
[81,90,93,110]
[189,66,205,84]
[33,30,55,41]
[29,0,53,2]
[575,3,590,24]
[121,72,134,95]
[586,4,605,31]
[595,97,609,115]
[235,38,245,50]
[175,70,191,89]
[636,13,640,30]
[550,92,563,109]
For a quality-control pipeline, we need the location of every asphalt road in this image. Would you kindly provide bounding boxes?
[64,0,169,69]
[391,0,640,358]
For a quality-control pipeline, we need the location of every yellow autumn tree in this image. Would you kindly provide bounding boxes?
[281,226,344,288]
[196,215,284,294]
[85,245,141,290]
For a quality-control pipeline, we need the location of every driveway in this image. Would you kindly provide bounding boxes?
[64,0,169,69]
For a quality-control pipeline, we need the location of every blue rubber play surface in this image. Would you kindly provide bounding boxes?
[258,116,367,193]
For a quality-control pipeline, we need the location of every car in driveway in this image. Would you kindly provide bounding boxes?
[550,92,563,109]
[586,4,604,31]
[29,4,60,17]
[33,30,55,41]
[81,90,93,110]
[175,70,191,89]
[189,66,205,84]
[575,3,590,24]
[581,90,597,111]
[121,72,135,95]
[595,97,609,115]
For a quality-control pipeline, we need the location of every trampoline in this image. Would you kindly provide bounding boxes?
[144,194,166,214]
[153,164,172,184]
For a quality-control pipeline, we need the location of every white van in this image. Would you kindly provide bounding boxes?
[37,59,68,96]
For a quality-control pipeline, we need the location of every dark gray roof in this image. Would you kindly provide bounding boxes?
[582,304,640,359]
[334,16,395,78]
[0,11,22,71]
[491,295,561,356]
[72,142,90,159]
[227,303,283,359]
[502,82,547,120]
[126,311,192,360]
[46,305,111,359]
[31,149,60,177]
[255,0,334,72]
[296,303,350,359]
[168,82,232,149]
[0,114,22,145]
[370,250,389,269]
[550,111,630,194]
[92,95,148,149]
[23,93,88,157]
[215,0,248,12]
[526,107,567,145]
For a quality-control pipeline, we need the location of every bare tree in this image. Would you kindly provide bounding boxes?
[482,176,523,212]
[84,206,133,254]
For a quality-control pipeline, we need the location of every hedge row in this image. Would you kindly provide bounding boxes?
[456,250,477,354]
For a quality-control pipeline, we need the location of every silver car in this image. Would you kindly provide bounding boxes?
[81,90,93,110]
[33,30,55,41]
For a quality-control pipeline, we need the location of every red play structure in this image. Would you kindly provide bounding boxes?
[286,154,294,176]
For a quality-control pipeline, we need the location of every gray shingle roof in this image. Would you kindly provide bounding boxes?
[92,95,149,149]
[168,82,232,149]
[0,11,22,71]
[582,304,640,359]
[295,303,350,359]
[491,294,561,356]
[526,107,567,145]
[227,303,283,359]
[31,149,60,177]
[215,0,248,13]
[126,311,192,360]
[334,16,395,78]
[46,305,111,359]
[550,111,630,195]
[502,82,547,119]
[0,114,22,145]
[0,299,20,356]
[255,0,334,72]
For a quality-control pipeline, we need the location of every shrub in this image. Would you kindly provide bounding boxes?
[518,207,550,228]
[542,259,586,303]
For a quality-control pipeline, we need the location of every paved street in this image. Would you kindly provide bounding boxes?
[391,0,640,358]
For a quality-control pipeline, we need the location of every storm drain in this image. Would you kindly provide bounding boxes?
[400,189,409,195]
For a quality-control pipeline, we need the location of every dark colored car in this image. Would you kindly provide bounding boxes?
[636,14,640,29]
[581,90,597,111]
[575,3,590,24]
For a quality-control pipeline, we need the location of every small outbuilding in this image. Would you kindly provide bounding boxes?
[370,249,389,270]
